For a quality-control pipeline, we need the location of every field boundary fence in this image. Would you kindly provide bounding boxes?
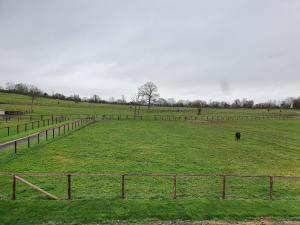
[0,111,49,122]
[96,114,296,121]
[0,115,72,138]
[0,110,31,121]
[1,112,296,133]
[0,113,98,122]
[0,116,96,153]
[0,173,299,201]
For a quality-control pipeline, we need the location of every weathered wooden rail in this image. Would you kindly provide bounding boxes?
[96,114,296,121]
[0,173,299,201]
[0,116,96,152]
[0,115,71,137]
[1,113,296,138]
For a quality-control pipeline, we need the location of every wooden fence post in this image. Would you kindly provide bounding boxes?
[12,175,16,200]
[7,127,10,136]
[269,176,273,200]
[37,133,40,144]
[58,127,61,136]
[222,175,226,199]
[121,175,125,199]
[67,174,72,200]
[52,128,55,138]
[14,141,17,153]
[46,130,48,141]
[173,175,177,199]
[27,137,30,148]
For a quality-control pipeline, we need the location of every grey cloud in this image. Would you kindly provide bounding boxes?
[0,0,300,102]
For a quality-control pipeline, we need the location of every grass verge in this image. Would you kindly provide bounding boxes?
[0,199,300,225]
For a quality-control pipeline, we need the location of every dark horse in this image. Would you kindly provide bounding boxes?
[235,132,241,141]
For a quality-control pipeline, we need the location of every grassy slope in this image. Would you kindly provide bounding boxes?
[0,120,299,202]
[0,92,297,117]
[1,120,299,175]
[1,92,298,143]
[0,92,300,224]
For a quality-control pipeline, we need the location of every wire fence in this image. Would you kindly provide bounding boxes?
[0,173,299,201]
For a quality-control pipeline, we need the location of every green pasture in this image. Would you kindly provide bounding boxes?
[0,92,298,120]
[0,92,300,224]
[0,120,299,201]
[1,200,300,225]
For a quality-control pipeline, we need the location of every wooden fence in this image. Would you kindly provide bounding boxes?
[1,113,296,133]
[0,173,299,201]
[0,116,96,153]
[0,115,72,137]
[97,114,294,121]
[0,113,95,122]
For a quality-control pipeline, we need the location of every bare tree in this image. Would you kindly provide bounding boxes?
[90,94,100,103]
[232,99,242,108]
[167,98,176,106]
[280,97,294,109]
[293,98,300,109]
[156,97,168,106]
[121,95,126,103]
[108,97,115,103]
[131,92,144,118]
[5,82,15,92]
[28,85,42,112]
[138,82,159,109]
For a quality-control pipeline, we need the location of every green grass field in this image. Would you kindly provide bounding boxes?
[0,92,299,224]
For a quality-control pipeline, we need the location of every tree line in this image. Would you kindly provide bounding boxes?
[1,82,300,109]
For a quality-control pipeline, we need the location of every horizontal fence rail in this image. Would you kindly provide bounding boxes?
[0,113,55,122]
[0,115,71,138]
[0,116,96,152]
[0,113,96,122]
[96,114,296,121]
[0,173,299,201]
[1,111,297,124]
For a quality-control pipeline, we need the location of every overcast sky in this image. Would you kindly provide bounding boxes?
[0,0,300,103]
